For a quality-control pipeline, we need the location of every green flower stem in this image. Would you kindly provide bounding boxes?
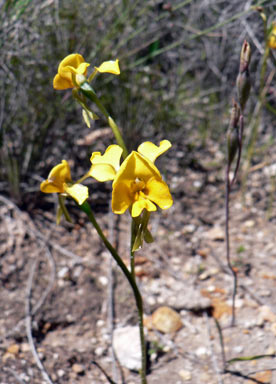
[75,171,91,185]
[79,83,128,159]
[58,195,72,223]
[130,218,139,278]
[80,202,147,384]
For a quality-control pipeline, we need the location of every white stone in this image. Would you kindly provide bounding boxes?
[57,267,69,279]
[183,224,196,233]
[99,276,108,286]
[179,369,192,381]
[193,180,202,188]
[195,346,209,357]
[113,326,142,371]
[57,369,65,377]
[147,296,156,306]
[233,346,244,354]
[96,319,105,327]
[95,347,104,356]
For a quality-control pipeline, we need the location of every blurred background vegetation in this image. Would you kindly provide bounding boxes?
[0,0,275,205]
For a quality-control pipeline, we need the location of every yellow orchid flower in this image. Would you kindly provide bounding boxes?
[40,160,88,205]
[90,140,173,217]
[53,54,121,90]
[53,53,90,90]
[268,24,276,49]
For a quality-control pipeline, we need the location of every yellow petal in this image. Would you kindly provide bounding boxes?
[64,183,89,205]
[112,181,132,214]
[58,54,85,73]
[95,59,120,75]
[63,62,90,75]
[268,26,276,49]
[131,199,156,217]
[137,140,171,163]
[40,180,62,193]
[53,73,73,90]
[90,145,123,181]
[91,145,122,169]
[113,152,161,188]
[146,177,173,210]
[41,160,71,193]
[89,164,118,182]
[47,160,71,189]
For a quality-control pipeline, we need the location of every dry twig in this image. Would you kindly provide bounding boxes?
[25,259,54,384]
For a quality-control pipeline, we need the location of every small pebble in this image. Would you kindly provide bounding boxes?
[72,363,85,374]
[99,276,108,286]
[95,347,104,356]
[7,344,20,355]
[259,305,276,323]
[147,296,156,306]
[226,298,243,309]
[113,326,142,371]
[183,224,196,234]
[152,306,182,333]
[96,319,105,327]
[244,220,255,228]
[58,267,69,279]
[196,347,209,357]
[193,180,202,188]
[57,369,65,377]
[179,369,192,381]
[259,290,271,297]
[205,226,224,241]
[233,345,244,354]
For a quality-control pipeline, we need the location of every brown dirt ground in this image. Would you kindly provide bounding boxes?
[1,138,276,384]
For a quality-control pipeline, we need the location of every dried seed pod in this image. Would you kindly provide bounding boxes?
[239,40,251,73]
[227,127,239,167]
[236,41,251,111]
[227,102,240,167]
[236,70,251,111]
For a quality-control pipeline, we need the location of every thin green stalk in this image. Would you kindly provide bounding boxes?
[79,83,128,159]
[225,164,238,327]
[58,195,72,223]
[129,217,147,382]
[214,319,226,372]
[80,202,147,384]
[130,218,138,278]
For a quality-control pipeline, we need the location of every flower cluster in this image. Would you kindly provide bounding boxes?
[41,53,173,224]
[41,140,173,218]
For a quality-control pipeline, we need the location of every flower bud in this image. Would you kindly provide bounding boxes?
[227,127,239,167]
[236,70,251,111]
[239,40,251,73]
[254,6,267,23]
[227,102,240,166]
[236,41,251,110]
[229,101,240,130]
